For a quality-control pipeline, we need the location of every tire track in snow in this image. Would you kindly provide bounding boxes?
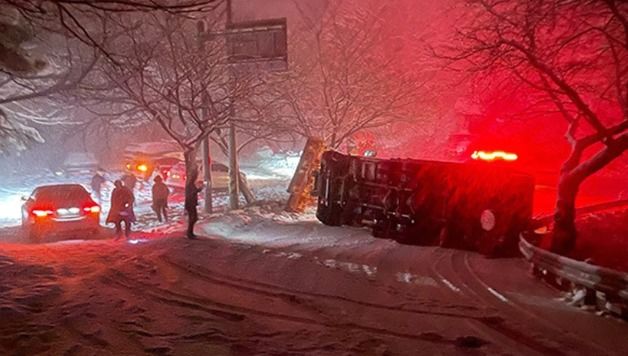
[445,251,608,355]
[101,267,488,346]
[159,254,489,322]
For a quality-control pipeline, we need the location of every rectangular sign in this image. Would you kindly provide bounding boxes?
[226,18,287,70]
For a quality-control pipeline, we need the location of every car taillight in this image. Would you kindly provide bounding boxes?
[83,205,100,213]
[32,209,53,217]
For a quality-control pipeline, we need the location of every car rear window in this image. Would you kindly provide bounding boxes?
[35,186,90,201]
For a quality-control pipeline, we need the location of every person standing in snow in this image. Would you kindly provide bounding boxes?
[107,180,136,240]
[151,175,170,223]
[90,170,106,203]
[185,168,204,239]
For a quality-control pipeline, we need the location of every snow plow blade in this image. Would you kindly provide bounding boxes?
[314,151,534,257]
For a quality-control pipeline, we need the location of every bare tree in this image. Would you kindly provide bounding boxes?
[0,0,218,153]
[269,0,429,150]
[443,0,627,253]
[82,12,261,233]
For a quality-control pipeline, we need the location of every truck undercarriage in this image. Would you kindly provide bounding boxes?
[314,151,535,257]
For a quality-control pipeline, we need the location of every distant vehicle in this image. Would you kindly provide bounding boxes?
[21,184,101,242]
[167,162,246,191]
[123,141,183,180]
[62,152,99,176]
[314,151,534,257]
[125,154,182,181]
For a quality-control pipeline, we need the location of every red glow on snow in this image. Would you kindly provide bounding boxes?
[471,150,518,162]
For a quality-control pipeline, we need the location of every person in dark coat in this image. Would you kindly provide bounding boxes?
[152,175,170,222]
[107,180,136,240]
[185,168,204,239]
[90,170,106,203]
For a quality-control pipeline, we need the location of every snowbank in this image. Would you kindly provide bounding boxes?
[572,208,628,272]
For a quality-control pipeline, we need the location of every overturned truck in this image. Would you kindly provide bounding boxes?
[314,151,534,257]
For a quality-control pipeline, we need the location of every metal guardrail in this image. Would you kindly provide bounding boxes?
[519,236,628,302]
[520,200,628,315]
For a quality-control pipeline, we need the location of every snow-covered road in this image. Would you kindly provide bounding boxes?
[0,202,626,355]
[198,205,628,354]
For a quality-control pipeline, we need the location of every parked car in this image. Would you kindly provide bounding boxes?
[125,154,182,181]
[62,152,99,176]
[21,184,101,242]
[166,162,245,191]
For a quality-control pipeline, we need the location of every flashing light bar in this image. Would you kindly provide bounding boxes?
[471,150,518,162]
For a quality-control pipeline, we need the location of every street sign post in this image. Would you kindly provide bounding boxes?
[223,17,289,209]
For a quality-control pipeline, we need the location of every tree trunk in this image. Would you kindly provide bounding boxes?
[551,137,627,254]
[214,137,255,205]
[239,174,255,203]
[228,122,240,210]
[551,174,580,254]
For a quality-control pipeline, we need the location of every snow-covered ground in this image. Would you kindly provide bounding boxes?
[0,167,626,355]
[1,205,626,355]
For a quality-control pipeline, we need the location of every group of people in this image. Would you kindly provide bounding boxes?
[90,171,174,240]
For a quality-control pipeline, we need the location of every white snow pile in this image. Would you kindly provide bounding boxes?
[241,150,301,180]
[202,201,317,238]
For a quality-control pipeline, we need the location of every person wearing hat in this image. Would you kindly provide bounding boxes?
[152,175,170,222]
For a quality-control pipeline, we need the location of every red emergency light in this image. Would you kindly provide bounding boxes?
[471,150,518,162]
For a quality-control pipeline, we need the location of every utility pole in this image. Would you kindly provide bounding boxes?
[197,20,213,213]
[228,120,240,209]
[226,0,240,210]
